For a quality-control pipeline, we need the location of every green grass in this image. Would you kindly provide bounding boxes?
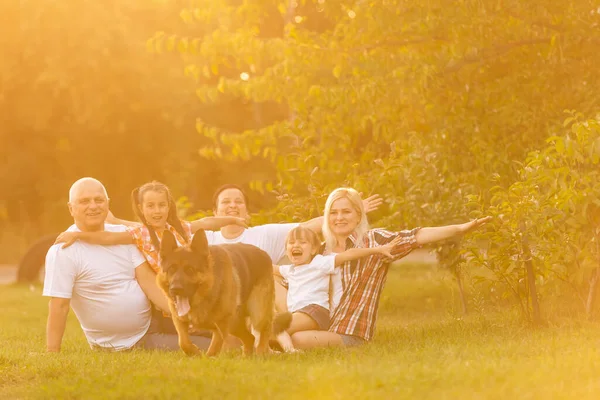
[2,264,600,399]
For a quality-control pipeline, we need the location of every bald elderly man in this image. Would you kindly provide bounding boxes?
[43,177,210,352]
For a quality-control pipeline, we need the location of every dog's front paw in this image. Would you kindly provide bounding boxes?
[180,343,201,356]
[205,348,223,357]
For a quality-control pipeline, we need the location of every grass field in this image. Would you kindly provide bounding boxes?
[1,263,600,400]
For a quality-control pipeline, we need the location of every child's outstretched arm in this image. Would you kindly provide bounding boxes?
[189,216,248,233]
[54,230,134,248]
[334,236,404,266]
[106,210,142,227]
[272,264,283,278]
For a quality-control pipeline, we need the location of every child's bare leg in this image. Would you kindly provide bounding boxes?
[270,329,295,352]
[287,312,319,334]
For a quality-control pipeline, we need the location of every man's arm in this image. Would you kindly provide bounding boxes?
[46,297,70,352]
[43,245,78,353]
[134,262,170,313]
[415,217,492,246]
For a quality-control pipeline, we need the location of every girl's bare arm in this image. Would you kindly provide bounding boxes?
[55,231,134,248]
[106,210,141,227]
[334,236,403,266]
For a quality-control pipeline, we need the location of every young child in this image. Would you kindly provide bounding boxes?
[55,180,247,272]
[273,225,403,335]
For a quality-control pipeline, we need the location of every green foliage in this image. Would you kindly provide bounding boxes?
[467,114,600,320]
[150,1,600,316]
[152,0,599,227]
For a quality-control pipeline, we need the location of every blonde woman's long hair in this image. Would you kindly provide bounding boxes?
[322,188,369,253]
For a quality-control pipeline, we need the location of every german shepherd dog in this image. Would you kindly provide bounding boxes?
[158,229,287,356]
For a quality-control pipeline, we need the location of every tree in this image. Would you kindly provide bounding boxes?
[0,0,202,237]
[466,114,600,322]
[151,0,599,318]
[153,0,598,215]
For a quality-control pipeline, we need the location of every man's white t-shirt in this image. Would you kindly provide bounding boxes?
[279,254,336,312]
[43,224,151,351]
[205,223,299,263]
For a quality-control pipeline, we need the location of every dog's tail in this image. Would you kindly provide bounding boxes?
[272,312,292,334]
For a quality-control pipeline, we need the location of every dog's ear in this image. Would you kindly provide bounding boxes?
[160,230,178,257]
[190,229,209,256]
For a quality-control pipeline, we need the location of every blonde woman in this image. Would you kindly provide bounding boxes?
[291,188,491,349]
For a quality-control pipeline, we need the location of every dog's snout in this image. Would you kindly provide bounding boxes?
[169,282,184,296]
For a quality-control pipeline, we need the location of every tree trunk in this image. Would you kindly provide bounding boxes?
[586,268,600,319]
[454,264,469,315]
[521,233,542,326]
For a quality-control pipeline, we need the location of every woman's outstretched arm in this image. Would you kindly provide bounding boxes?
[189,216,247,233]
[415,217,492,246]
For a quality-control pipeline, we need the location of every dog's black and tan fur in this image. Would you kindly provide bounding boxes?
[158,229,281,356]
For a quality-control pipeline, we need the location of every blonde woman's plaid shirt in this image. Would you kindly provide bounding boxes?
[329,228,420,342]
[127,221,192,273]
